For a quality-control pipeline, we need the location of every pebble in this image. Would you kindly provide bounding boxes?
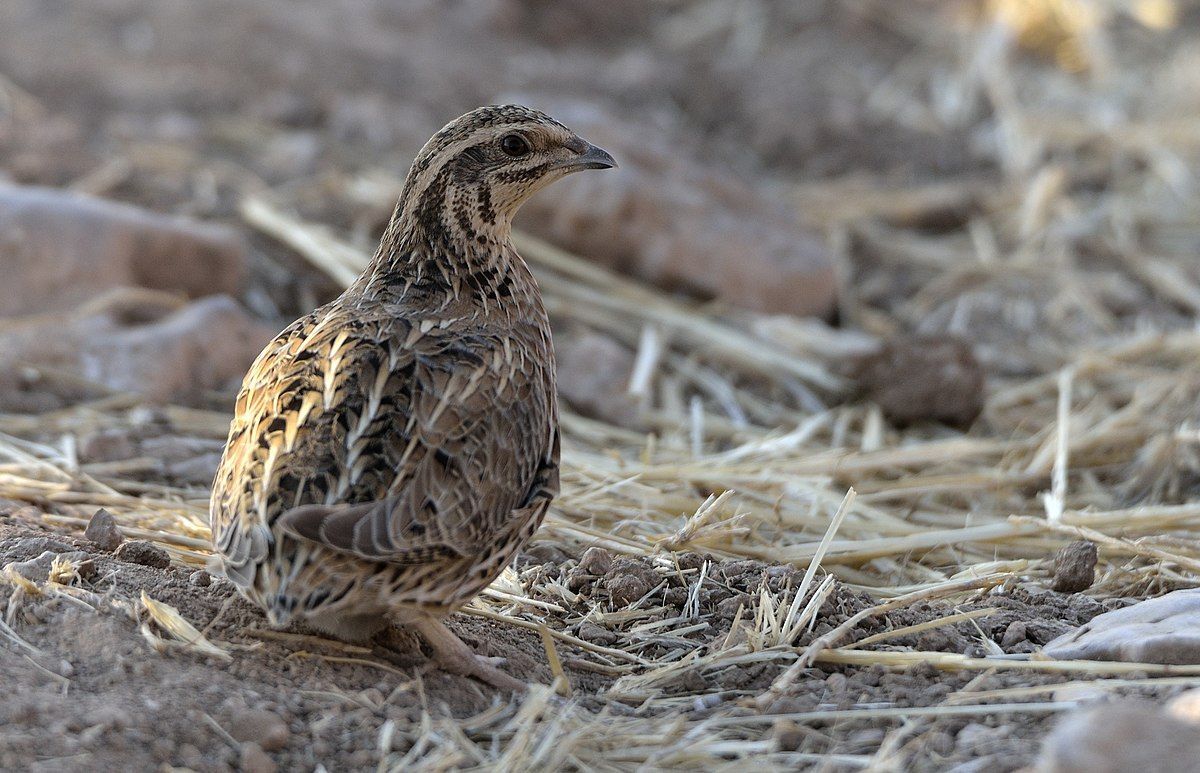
[1000,620,1028,649]
[1052,540,1098,593]
[229,709,290,752]
[114,540,171,569]
[576,622,617,646]
[239,742,277,773]
[774,719,806,752]
[84,508,124,551]
[577,546,614,577]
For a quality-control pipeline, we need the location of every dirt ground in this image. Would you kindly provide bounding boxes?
[5,1,1200,771]
[1,512,1179,773]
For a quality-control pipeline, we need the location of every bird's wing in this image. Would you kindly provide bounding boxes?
[210,302,557,573]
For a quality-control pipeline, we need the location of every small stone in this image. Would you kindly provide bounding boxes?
[578,547,614,577]
[1001,620,1028,649]
[239,742,277,773]
[1052,540,1098,593]
[714,594,750,621]
[575,622,617,646]
[77,429,136,463]
[520,542,569,566]
[189,570,211,587]
[114,540,171,569]
[774,719,805,752]
[230,709,290,752]
[84,508,123,550]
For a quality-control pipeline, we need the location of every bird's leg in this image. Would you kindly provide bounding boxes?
[413,615,527,692]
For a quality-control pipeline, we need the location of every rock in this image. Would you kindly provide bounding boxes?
[0,184,248,318]
[12,535,74,556]
[774,719,805,752]
[577,547,614,577]
[514,101,837,319]
[853,334,985,427]
[1001,621,1028,649]
[239,742,277,773]
[1052,541,1098,593]
[114,540,171,569]
[554,328,640,427]
[229,709,290,752]
[603,557,660,606]
[189,570,212,587]
[0,288,275,408]
[1041,589,1200,664]
[77,429,137,463]
[1034,702,1200,773]
[519,542,569,566]
[576,622,617,646]
[84,508,124,551]
[715,594,751,621]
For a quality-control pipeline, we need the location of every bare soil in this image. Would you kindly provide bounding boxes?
[1,514,1165,773]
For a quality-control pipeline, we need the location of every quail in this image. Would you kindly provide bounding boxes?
[209,105,615,690]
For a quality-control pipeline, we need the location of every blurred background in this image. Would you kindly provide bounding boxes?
[1,0,1199,500]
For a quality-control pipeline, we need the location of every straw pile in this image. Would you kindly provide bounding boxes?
[3,1,1200,768]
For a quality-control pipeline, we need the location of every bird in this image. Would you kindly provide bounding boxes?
[209,105,616,690]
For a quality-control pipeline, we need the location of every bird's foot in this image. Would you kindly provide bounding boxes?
[414,616,527,693]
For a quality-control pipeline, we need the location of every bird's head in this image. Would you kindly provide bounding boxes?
[392,104,616,249]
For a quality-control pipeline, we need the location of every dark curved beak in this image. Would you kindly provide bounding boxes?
[554,141,617,172]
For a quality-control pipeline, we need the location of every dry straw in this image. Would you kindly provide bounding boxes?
[4,1,1200,767]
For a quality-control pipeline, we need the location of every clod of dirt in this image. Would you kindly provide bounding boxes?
[114,540,171,569]
[0,183,248,318]
[852,334,985,427]
[4,550,94,582]
[189,570,211,587]
[602,557,660,606]
[84,508,124,551]
[1035,701,1200,773]
[229,709,290,751]
[1051,540,1098,593]
[239,742,277,773]
[1041,589,1200,664]
[577,547,614,577]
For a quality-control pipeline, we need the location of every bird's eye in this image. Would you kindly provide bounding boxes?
[499,133,531,157]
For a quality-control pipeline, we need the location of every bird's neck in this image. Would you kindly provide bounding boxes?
[364,173,516,280]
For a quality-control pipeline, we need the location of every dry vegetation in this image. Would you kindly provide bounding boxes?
[3,1,1200,771]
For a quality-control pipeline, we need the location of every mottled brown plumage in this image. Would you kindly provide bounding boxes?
[209,105,615,689]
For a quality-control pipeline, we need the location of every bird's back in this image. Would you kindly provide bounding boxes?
[209,272,558,620]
